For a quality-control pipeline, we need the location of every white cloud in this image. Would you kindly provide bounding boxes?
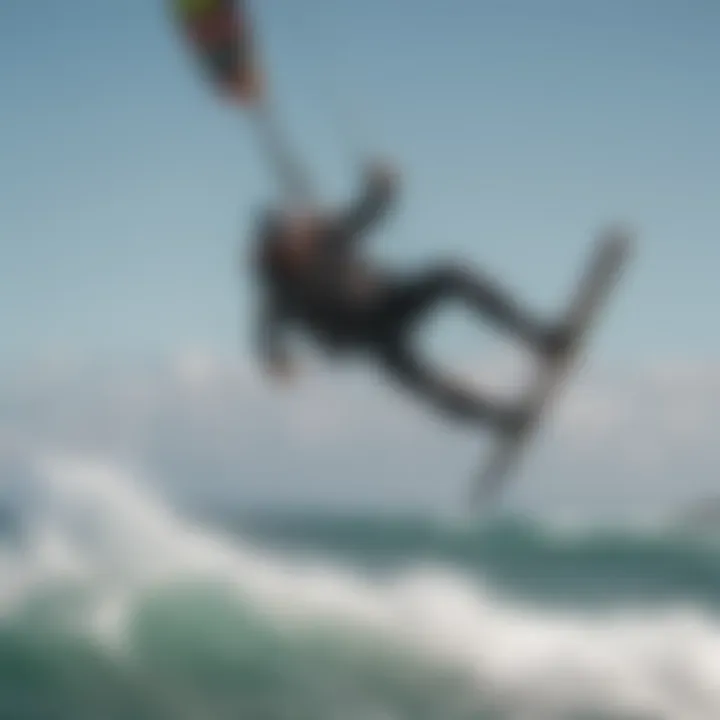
[1,353,719,518]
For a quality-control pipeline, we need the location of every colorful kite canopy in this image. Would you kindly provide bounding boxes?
[170,0,262,102]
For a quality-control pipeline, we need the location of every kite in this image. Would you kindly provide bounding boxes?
[169,0,312,204]
[170,0,262,102]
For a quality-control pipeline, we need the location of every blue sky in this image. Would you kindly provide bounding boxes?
[2,0,719,368]
[2,2,720,516]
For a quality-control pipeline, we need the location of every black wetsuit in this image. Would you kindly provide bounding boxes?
[252,174,556,432]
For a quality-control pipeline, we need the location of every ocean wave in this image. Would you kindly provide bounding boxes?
[0,454,719,720]
[214,506,720,611]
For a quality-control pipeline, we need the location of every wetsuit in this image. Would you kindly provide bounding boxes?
[252,171,563,433]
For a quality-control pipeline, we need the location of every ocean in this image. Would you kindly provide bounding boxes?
[1,457,719,720]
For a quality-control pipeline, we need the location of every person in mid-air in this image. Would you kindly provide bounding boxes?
[247,160,572,435]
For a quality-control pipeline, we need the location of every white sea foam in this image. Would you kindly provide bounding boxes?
[1,453,718,720]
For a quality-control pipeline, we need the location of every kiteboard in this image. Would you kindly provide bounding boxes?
[470,228,632,510]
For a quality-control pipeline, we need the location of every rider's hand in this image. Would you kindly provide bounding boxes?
[265,355,297,384]
[365,158,399,191]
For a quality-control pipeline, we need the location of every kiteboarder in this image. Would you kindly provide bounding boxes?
[170,0,631,492]
[248,160,574,435]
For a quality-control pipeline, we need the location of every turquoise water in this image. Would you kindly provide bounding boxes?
[1,457,719,720]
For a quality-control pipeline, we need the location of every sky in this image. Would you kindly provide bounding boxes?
[1,0,719,518]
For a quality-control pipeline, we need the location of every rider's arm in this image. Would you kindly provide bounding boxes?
[334,162,398,241]
[255,294,294,377]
